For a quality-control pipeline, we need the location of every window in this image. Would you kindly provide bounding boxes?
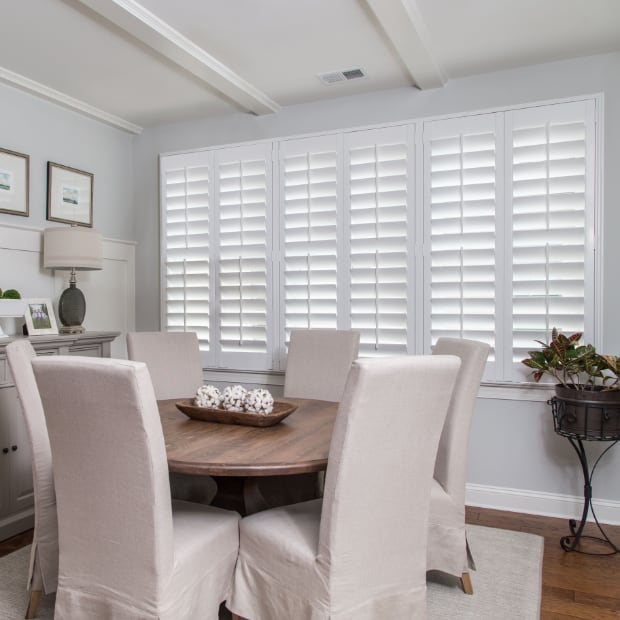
[160,97,598,382]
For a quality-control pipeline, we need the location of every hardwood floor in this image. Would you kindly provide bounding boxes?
[466,506,620,619]
[1,507,618,618]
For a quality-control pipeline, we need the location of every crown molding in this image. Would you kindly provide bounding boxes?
[0,66,143,135]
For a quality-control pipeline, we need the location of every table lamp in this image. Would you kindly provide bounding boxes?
[43,226,103,334]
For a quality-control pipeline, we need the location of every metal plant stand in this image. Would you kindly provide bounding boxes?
[550,394,620,555]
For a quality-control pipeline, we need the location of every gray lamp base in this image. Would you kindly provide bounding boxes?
[58,281,87,333]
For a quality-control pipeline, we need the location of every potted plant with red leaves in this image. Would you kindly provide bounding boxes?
[522,328,620,438]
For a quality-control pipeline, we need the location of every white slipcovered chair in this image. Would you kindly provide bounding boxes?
[126,331,204,400]
[32,355,240,620]
[283,329,360,402]
[427,337,490,594]
[127,330,217,504]
[251,329,360,510]
[229,354,461,620]
[6,340,58,619]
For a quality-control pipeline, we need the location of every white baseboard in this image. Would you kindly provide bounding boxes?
[466,483,620,525]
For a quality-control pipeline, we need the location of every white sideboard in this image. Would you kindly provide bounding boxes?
[0,331,119,541]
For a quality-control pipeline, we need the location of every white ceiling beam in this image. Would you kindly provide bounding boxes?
[76,0,281,115]
[364,0,446,89]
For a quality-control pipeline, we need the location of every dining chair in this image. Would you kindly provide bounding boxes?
[32,355,240,620]
[6,340,59,619]
[127,330,217,504]
[428,337,490,594]
[250,328,361,511]
[229,354,461,620]
[283,328,360,402]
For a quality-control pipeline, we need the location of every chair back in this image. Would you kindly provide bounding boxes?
[32,356,174,604]
[6,340,58,594]
[319,355,461,612]
[432,338,490,505]
[284,329,360,402]
[127,331,203,400]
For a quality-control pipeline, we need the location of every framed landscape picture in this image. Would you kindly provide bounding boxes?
[24,298,59,335]
[0,147,29,217]
[47,161,93,227]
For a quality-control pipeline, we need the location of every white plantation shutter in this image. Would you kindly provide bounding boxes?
[159,97,598,381]
[278,135,341,364]
[214,143,273,370]
[508,100,595,379]
[344,126,414,356]
[424,114,500,376]
[160,152,213,361]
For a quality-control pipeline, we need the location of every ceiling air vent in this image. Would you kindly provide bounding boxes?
[318,68,366,85]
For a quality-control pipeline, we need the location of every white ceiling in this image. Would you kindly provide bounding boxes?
[1,0,619,133]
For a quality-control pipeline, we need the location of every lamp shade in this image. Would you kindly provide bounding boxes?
[43,226,103,271]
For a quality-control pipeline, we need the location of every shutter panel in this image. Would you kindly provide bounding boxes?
[509,100,595,378]
[160,152,212,361]
[344,126,414,356]
[278,135,341,363]
[424,114,499,374]
[214,143,273,370]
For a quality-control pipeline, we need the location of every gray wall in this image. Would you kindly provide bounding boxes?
[133,52,620,518]
[0,81,135,240]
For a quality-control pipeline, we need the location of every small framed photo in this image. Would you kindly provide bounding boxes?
[47,162,93,227]
[24,299,59,336]
[0,147,29,217]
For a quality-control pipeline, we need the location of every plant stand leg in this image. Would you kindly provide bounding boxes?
[560,438,619,555]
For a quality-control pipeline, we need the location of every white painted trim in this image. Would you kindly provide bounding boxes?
[466,482,620,526]
[0,66,142,135]
[77,0,280,116]
[478,383,554,402]
[200,365,555,403]
[364,0,446,89]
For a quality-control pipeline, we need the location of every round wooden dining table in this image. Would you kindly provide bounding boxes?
[158,397,338,514]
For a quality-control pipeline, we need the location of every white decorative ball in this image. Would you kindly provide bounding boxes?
[245,388,274,415]
[222,385,247,412]
[194,385,222,408]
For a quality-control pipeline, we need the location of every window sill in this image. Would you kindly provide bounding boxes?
[202,367,555,402]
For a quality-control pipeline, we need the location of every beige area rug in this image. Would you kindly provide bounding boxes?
[0,524,542,619]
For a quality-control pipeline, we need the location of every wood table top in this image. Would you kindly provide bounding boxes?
[159,397,338,477]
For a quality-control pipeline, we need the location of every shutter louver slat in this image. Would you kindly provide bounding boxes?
[426,117,497,361]
[510,103,592,367]
[347,128,411,356]
[161,160,210,350]
[215,146,272,367]
[280,139,339,342]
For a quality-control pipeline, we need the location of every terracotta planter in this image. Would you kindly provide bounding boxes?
[552,384,620,440]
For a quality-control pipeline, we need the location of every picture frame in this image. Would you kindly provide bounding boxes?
[0,147,29,217]
[24,298,59,336]
[47,161,93,227]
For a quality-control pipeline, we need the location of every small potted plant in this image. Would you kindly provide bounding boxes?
[0,288,25,337]
[522,328,620,438]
